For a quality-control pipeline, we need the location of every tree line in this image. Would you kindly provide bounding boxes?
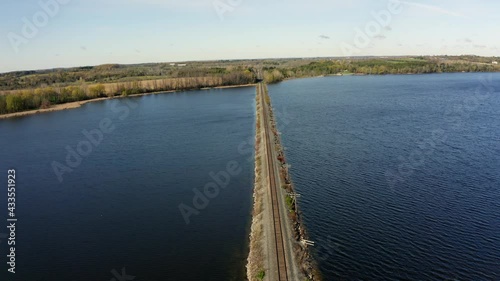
[262,58,500,83]
[0,64,257,91]
[0,71,256,115]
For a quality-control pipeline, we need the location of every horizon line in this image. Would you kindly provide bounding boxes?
[2,54,499,75]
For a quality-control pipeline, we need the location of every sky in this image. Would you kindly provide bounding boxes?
[0,0,499,73]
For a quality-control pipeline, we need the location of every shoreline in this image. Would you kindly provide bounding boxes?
[0,84,256,120]
[2,70,496,120]
[265,85,322,280]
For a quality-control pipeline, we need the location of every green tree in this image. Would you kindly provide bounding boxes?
[69,86,86,101]
[88,84,106,98]
[6,94,23,112]
[0,96,7,114]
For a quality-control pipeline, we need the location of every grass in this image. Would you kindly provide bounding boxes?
[285,195,294,211]
[256,270,266,280]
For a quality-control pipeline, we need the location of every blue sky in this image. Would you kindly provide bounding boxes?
[0,0,499,72]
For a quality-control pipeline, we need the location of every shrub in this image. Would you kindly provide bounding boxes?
[0,96,7,114]
[88,84,106,98]
[6,94,23,113]
[69,86,87,101]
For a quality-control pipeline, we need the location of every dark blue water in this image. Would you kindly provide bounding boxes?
[0,88,255,281]
[269,73,500,280]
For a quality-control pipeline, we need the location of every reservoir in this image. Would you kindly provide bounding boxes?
[0,88,255,280]
[1,73,499,280]
[269,73,500,280]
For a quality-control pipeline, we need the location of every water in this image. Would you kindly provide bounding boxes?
[0,88,255,281]
[269,73,500,280]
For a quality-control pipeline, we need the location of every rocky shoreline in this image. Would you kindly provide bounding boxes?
[246,84,321,281]
[265,88,322,281]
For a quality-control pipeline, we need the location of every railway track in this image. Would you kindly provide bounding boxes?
[259,83,289,281]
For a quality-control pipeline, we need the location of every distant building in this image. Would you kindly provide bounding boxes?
[493,61,498,65]
[169,63,176,66]
[178,64,187,67]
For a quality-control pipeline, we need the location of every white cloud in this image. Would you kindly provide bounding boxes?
[401,1,465,17]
